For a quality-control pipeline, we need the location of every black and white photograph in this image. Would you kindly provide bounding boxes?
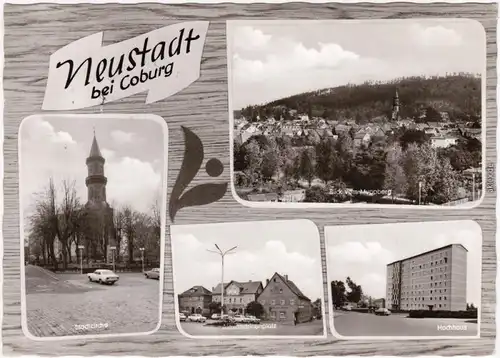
[171,220,326,338]
[229,20,484,207]
[20,114,167,338]
[326,220,481,339]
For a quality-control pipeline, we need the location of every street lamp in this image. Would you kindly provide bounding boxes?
[472,173,476,202]
[110,246,116,272]
[207,244,237,317]
[140,247,145,272]
[78,245,85,274]
[418,181,423,205]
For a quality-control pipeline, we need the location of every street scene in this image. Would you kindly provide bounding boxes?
[20,115,166,337]
[171,220,325,337]
[230,20,483,206]
[326,220,481,337]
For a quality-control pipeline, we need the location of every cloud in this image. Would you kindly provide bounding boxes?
[411,24,462,47]
[20,117,162,216]
[110,130,136,144]
[328,241,394,265]
[233,26,272,51]
[233,40,360,84]
[171,233,323,300]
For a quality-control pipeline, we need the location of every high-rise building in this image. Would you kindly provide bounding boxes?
[386,244,467,311]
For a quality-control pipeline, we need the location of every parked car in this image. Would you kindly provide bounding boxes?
[87,269,119,285]
[179,313,187,322]
[342,304,353,311]
[375,308,391,316]
[211,313,221,320]
[187,314,207,323]
[144,268,160,280]
[245,315,261,324]
[233,315,246,323]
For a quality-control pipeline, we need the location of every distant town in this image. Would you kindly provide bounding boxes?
[233,75,482,206]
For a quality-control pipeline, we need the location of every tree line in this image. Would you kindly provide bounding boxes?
[241,74,481,124]
[234,127,481,205]
[26,178,161,271]
[331,278,364,309]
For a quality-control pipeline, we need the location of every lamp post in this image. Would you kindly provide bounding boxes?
[418,181,423,205]
[78,245,85,274]
[472,173,476,202]
[140,247,145,272]
[110,246,116,272]
[207,244,237,317]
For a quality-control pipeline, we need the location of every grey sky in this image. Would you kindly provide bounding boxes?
[228,19,485,109]
[325,220,482,305]
[19,115,166,218]
[171,220,324,300]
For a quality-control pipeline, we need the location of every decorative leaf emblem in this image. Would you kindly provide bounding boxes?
[169,126,227,222]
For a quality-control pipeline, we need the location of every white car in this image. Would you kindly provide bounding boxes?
[211,313,221,320]
[233,315,247,323]
[87,269,119,285]
[375,308,391,316]
[187,314,206,323]
[245,315,261,324]
[342,305,353,311]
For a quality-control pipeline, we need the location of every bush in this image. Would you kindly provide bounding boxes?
[351,308,370,313]
[408,310,478,319]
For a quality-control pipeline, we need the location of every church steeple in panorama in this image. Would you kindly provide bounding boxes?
[391,89,400,120]
[85,130,108,204]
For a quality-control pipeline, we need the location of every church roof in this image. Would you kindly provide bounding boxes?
[89,133,103,158]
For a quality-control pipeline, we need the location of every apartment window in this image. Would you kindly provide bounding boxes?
[240,298,243,303]
[439,297,442,300]
[290,299,295,305]
[444,258,448,263]
[280,300,285,305]
[271,300,276,305]
[444,297,447,300]
[280,312,286,319]
[430,276,433,280]
[279,288,283,293]
[273,278,277,282]
[270,311,276,318]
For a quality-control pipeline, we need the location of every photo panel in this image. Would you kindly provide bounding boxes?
[325,220,482,339]
[19,114,168,339]
[171,219,326,338]
[228,19,486,209]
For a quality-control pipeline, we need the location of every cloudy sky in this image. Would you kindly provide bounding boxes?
[171,220,324,300]
[19,115,166,218]
[326,220,482,305]
[228,19,485,109]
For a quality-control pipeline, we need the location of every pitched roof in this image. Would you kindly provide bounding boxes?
[266,272,311,302]
[212,280,263,295]
[88,134,103,158]
[179,285,212,297]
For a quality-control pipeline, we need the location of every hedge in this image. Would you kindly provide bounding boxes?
[409,310,477,319]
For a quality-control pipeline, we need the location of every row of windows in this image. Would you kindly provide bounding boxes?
[270,311,287,319]
[410,251,448,265]
[410,256,448,271]
[410,267,448,277]
[261,299,296,306]
[401,288,448,296]
[404,303,448,309]
[402,296,448,301]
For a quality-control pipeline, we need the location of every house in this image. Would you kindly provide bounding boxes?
[178,286,212,314]
[212,280,264,314]
[424,127,439,136]
[335,124,351,134]
[372,298,386,309]
[431,135,458,148]
[247,193,279,202]
[257,272,314,323]
[353,131,371,147]
[281,189,306,202]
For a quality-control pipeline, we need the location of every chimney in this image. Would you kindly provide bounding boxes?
[284,274,288,281]
[266,279,269,285]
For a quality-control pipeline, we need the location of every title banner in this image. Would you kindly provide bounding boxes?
[42,21,209,110]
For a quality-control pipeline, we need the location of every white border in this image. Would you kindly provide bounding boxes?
[227,18,488,211]
[170,219,328,339]
[18,113,168,341]
[324,220,482,340]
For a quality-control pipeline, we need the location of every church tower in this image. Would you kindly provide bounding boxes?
[391,89,400,120]
[85,131,108,204]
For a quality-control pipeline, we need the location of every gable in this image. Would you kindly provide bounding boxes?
[226,282,241,295]
[261,273,297,298]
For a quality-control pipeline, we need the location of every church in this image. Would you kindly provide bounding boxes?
[81,131,116,263]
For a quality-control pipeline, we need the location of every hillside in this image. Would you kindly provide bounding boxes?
[239,74,481,124]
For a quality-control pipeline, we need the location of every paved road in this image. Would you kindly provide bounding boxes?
[26,270,161,337]
[179,319,324,336]
[333,311,478,337]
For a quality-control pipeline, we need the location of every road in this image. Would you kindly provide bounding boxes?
[333,311,478,337]
[25,267,161,337]
[179,319,324,336]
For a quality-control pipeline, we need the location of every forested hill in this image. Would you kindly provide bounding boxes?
[240,74,481,123]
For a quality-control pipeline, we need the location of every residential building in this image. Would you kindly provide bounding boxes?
[386,244,468,312]
[372,298,386,309]
[258,272,314,323]
[212,280,264,314]
[178,286,212,314]
[431,135,458,148]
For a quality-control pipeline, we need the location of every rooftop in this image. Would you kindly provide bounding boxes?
[387,243,468,266]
